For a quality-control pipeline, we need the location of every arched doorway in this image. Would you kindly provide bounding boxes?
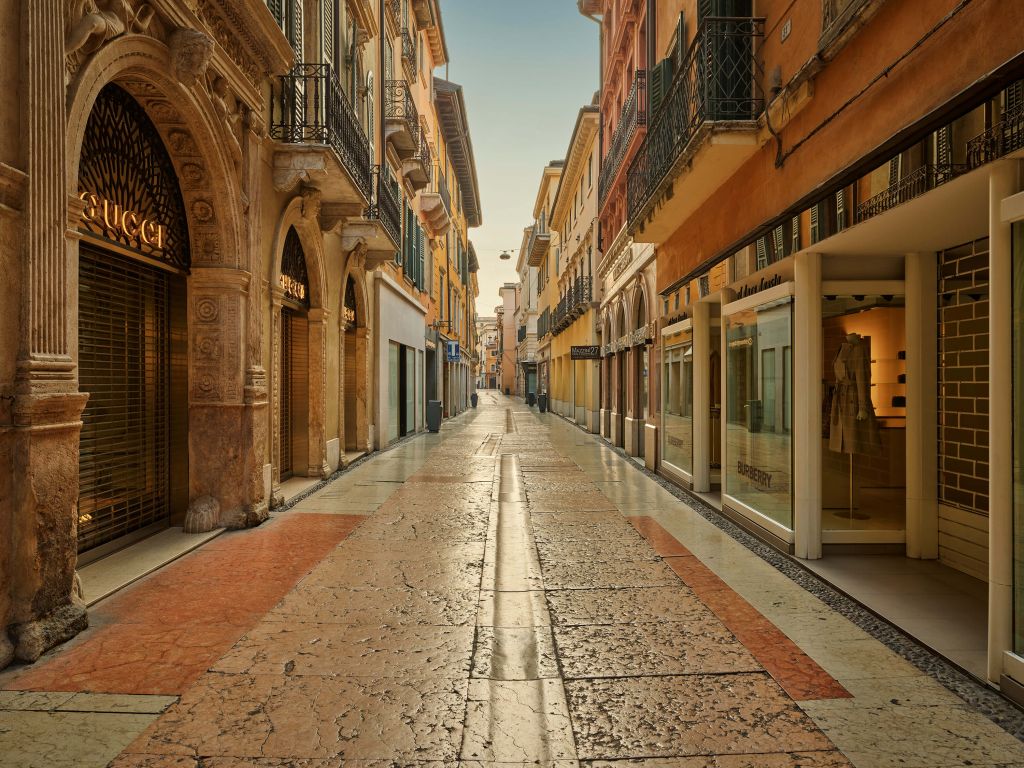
[634,289,649,459]
[76,83,190,556]
[278,227,312,481]
[342,274,368,453]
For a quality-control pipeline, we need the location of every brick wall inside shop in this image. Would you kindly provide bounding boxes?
[938,238,990,515]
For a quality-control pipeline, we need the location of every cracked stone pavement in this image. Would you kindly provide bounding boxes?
[2,393,1024,767]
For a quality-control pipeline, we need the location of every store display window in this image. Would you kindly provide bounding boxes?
[821,295,906,532]
[662,329,694,475]
[724,295,793,529]
[1012,222,1024,653]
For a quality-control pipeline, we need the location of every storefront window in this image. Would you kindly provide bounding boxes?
[821,295,907,532]
[1013,222,1024,653]
[662,331,694,474]
[724,296,793,529]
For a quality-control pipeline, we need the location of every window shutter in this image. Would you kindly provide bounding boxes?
[755,237,768,270]
[322,0,335,66]
[1006,81,1023,115]
[289,0,303,57]
[888,156,901,186]
[810,203,820,243]
[836,189,846,232]
[417,226,425,291]
[936,125,951,166]
[791,215,800,253]
[772,224,784,262]
[267,0,285,26]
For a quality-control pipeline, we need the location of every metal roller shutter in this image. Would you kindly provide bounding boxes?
[78,247,171,553]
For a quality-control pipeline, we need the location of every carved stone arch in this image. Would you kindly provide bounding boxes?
[67,35,243,271]
[339,256,372,454]
[66,36,265,529]
[632,275,651,333]
[613,296,627,341]
[268,196,331,501]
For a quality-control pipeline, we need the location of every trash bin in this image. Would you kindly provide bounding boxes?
[427,400,442,433]
[526,392,536,407]
[538,393,548,413]
[471,393,478,408]
[745,399,762,433]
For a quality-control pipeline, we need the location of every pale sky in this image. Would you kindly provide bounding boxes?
[438,0,599,315]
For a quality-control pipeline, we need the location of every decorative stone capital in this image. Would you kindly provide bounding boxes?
[320,202,363,233]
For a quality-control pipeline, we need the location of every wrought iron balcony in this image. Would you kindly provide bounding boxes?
[967,105,1024,168]
[385,79,420,158]
[419,172,452,237]
[364,164,401,248]
[403,123,432,191]
[856,163,969,223]
[270,62,372,201]
[600,70,646,207]
[401,26,418,80]
[550,277,593,337]
[626,17,764,230]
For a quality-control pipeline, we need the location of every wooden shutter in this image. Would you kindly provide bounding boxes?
[417,226,425,291]
[755,237,768,270]
[1006,80,1023,115]
[267,0,285,27]
[836,188,846,232]
[810,203,820,243]
[322,0,336,66]
[288,0,303,57]
[772,224,784,262]
[888,156,901,186]
[791,215,800,253]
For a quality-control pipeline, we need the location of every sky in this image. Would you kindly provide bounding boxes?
[438,0,599,316]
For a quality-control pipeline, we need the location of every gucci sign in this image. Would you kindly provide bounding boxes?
[80,191,166,250]
[279,274,307,303]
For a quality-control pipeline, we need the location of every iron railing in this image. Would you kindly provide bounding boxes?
[856,163,969,223]
[271,63,372,200]
[414,124,433,185]
[365,165,401,246]
[401,26,418,77]
[967,105,1024,168]
[550,277,593,336]
[600,70,646,206]
[437,172,452,214]
[537,310,550,339]
[385,79,419,137]
[626,17,764,228]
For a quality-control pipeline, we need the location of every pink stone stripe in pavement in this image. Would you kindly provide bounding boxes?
[2,513,363,696]
[628,515,852,701]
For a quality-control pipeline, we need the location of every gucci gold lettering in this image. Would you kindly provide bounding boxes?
[79,190,166,251]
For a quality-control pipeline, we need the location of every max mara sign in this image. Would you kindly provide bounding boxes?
[79,191,167,251]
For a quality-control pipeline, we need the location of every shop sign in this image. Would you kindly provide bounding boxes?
[571,345,601,360]
[737,273,783,299]
[279,274,307,303]
[446,341,461,362]
[80,191,166,250]
[737,460,773,489]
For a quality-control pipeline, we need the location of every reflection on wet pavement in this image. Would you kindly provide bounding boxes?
[3,393,1024,767]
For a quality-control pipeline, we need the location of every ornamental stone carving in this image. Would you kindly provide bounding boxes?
[65,0,154,75]
[169,28,214,87]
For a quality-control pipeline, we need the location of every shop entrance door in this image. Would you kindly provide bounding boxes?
[280,307,309,479]
[78,247,174,554]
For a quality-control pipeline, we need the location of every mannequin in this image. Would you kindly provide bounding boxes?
[829,332,880,454]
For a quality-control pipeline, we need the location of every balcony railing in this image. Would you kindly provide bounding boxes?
[385,79,419,141]
[365,165,401,246]
[401,26,418,78]
[600,70,646,207]
[271,62,372,200]
[856,163,969,223]
[537,309,550,339]
[626,17,764,228]
[968,105,1024,168]
[551,277,593,336]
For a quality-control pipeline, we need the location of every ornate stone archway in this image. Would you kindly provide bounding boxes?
[65,36,267,531]
[340,255,372,456]
[269,193,331,503]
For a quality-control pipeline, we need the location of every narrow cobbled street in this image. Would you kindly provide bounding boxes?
[0,395,1022,766]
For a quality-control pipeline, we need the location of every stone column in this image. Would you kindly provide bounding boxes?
[5,0,89,667]
[269,290,284,507]
[988,160,1017,684]
[905,252,938,560]
[793,252,822,560]
[693,302,712,493]
[240,114,268,527]
[307,307,330,478]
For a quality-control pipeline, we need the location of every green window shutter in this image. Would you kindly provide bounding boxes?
[836,188,846,232]
[288,0,303,57]
[267,0,284,26]
[791,215,800,254]
[417,226,425,291]
[755,237,768,270]
[772,225,784,262]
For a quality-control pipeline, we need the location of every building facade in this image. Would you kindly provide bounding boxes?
[514,227,541,399]
[497,284,517,395]
[0,0,480,670]
[601,0,1024,691]
[547,104,602,430]
[475,316,499,389]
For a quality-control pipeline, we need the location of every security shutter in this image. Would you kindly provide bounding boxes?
[78,247,171,553]
[280,308,294,479]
